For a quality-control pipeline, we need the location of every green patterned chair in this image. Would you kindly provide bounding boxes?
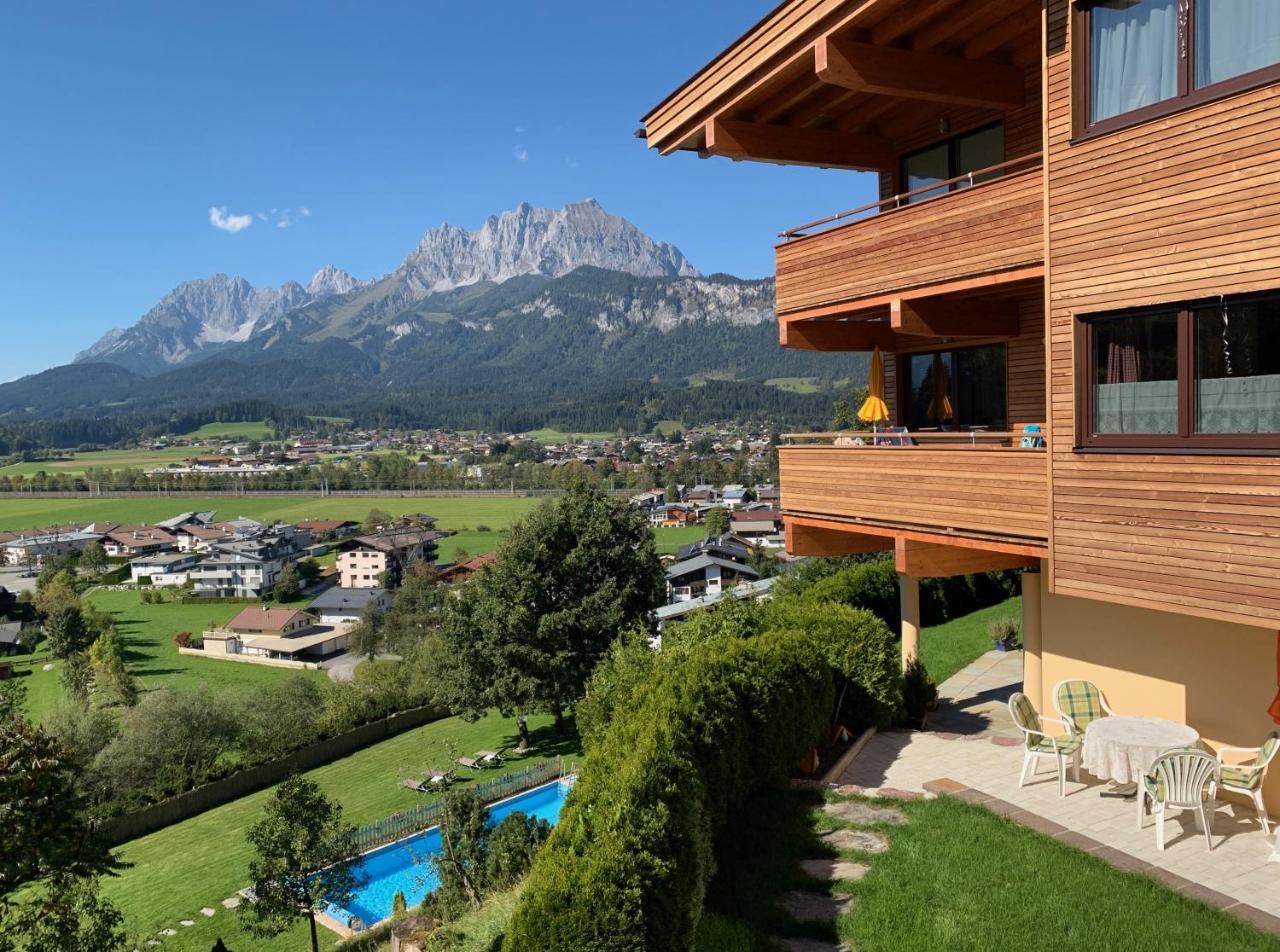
[1009,691,1081,797]
[1138,748,1218,852]
[1212,734,1279,835]
[1052,679,1117,737]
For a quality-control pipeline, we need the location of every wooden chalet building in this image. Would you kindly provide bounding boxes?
[643,0,1280,811]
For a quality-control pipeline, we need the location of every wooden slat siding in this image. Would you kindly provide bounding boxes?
[779,445,1049,542]
[1008,295,1046,423]
[776,169,1043,314]
[1044,0,1280,628]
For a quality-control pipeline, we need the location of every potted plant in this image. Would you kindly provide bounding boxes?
[989,617,1021,652]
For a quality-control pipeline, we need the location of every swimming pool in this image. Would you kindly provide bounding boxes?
[325,778,572,928]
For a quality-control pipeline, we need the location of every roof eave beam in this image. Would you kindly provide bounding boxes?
[815,36,1025,110]
[705,118,894,172]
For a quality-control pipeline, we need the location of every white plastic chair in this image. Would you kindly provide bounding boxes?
[1009,692,1081,798]
[1138,748,1219,852]
[1212,734,1278,835]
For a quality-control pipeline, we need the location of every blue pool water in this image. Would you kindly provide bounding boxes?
[326,779,572,927]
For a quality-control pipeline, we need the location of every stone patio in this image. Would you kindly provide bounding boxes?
[833,650,1280,928]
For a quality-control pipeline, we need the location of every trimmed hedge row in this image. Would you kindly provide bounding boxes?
[503,616,892,951]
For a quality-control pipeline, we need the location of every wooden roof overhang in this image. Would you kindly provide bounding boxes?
[641,0,1042,170]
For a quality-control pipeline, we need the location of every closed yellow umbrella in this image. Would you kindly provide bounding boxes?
[927,352,954,423]
[857,346,890,424]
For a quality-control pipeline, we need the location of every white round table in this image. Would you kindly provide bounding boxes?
[1082,716,1201,785]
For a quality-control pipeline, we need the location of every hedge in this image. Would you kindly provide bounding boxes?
[503,621,884,951]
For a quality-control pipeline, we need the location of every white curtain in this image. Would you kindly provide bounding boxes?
[1197,374,1280,433]
[1196,0,1280,87]
[1095,380,1178,434]
[1091,0,1179,122]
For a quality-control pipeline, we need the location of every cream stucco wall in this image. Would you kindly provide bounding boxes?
[1029,570,1280,812]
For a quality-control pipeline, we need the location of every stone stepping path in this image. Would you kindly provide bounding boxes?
[820,828,890,854]
[779,890,853,923]
[800,858,869,882]
[221,896,240,909]
[179,919,195,927]
[200,907,216,917]
[822,801,907,826]
[158,928,176,936]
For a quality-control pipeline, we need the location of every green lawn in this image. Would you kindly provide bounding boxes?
[697,787,1280,952]
[765,376,821,394]
[102,711,578,952]
[20,590,326,721]
[919,596,1022,686]
[0,494,543,533]
[0,446,200,479]
[654,525,706,555]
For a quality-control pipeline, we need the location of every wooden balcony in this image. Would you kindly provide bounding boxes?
[779,432,1049,551]
[775,157,1044,319]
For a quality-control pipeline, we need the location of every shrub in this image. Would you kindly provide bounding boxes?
[902,657,938,726]
[174,631,192,649]
[801,560,901,631]
[503,628,835,952]
[988,616,1021,649]
[475,524,492,533]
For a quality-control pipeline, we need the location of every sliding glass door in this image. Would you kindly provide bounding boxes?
[904,345,1008,431]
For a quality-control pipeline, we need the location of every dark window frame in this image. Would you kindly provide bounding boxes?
[1075,290,1280,451]
[1073,0,1280,140]
[897,121,1005,199]
[895,342,1011,432]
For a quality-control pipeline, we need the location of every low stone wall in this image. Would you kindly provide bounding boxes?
[99,704,446,845]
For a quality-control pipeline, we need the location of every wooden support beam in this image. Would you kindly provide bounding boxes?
[705,117,894,172]
[894,538,1039,578]
[786,520,894,558]
[890,299,1020,338]
[780,319,896,352]
[814,36,1025,110]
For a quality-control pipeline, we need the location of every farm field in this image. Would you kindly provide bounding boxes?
[177,420,275,440]
[19,589,325,722]
[520,427,619,443]
[0,446,199,478]
[765,376,821,393]
[102,710,580,952]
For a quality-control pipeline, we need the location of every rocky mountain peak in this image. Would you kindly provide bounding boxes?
[306,265,361,297]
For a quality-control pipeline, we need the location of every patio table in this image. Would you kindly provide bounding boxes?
[1083,716,1200,786]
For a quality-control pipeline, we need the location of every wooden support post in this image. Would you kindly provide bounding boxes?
[899,572,920,672]
[1021,562,1044,712]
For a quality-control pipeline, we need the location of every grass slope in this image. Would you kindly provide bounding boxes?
[104,713,580,952]
[0,446,199,479]
[919,595,1022,686]
[698,788,1280,952]
[520,428,618,444]
[178,420,274,440]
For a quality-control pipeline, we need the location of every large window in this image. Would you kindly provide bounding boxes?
[1079,292,1280,449]
[1079,0,1280,135]
[903,345,1007,432]
[900,124,1004,204]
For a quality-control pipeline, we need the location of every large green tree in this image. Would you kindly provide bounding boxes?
[704,506,730,537]
[0,707,125,952]
[437,484,665,749]
[241,776,361,952]
[43,604,94,660]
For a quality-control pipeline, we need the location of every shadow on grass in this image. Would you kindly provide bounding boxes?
[697,787,835,950]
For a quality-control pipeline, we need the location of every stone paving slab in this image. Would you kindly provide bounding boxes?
[820,828,891,854]
[780,890,853,923]
[221,896,240,909]
[200,907,216,917]
[822,801,908,826]
[800,858,869,882]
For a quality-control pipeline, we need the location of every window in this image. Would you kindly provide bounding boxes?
[1078,292,1280,449]
[902,344,1008,432]
[900,124,1004,204]
[1079,0,1280,135]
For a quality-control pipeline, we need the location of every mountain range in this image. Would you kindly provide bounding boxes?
[3,200,854,433]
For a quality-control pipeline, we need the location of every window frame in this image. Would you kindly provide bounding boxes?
[897,121,1006,199]
[895,342,1011,433]
[1075,290,1280,451]
[1074,0,1280,140]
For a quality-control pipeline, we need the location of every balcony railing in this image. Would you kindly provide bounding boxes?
[779,431,1049,546]
[774,154,1044,316]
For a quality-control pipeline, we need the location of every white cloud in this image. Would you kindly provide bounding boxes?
[513,144,529,162]
[208,206,253,233]
[256,212,267,221]
[299,207,311,217]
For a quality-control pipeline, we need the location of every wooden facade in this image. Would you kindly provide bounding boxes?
[642,0,1280,630]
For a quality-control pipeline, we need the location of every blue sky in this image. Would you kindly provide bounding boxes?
[0,1,877,380]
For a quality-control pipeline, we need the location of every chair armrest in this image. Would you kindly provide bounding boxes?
[1039,715,1072,734]
[1018,726,1067,753]
[1216,745,1262,761]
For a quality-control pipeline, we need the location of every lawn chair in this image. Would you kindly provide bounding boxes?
[1052,679,1117,737]
[400,778,429,792]
[872,426,914,447]
[426,769,457,789]
[476,750,504,768]
[1009,692,1081,798]
[1138,748,1218,852]
[1212,733,1279,835]
[455,756,481,770]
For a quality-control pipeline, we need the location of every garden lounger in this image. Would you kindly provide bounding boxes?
[455,756,481,770]
[400,778,428,792]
